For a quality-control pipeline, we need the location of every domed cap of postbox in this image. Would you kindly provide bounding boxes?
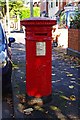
[20,17,57,27]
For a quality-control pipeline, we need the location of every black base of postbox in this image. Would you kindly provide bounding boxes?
[26,94,52,105]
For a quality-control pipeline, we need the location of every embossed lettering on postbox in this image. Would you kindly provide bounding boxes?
[36,42,46,56]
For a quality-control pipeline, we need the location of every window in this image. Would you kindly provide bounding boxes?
[51,2,53,8]
[56,0,58,6]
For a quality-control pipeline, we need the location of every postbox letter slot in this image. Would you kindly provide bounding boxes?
[35,33,47,36]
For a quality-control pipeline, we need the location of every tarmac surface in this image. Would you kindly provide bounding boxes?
[2,32,80,120]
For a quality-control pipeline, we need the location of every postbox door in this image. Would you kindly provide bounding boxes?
[26,40,52,97]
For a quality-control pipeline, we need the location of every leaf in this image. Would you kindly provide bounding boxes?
[16,94,26,104]
[76,65,80,68]
[60,95,70,101]
[65,72,69,74]
[12,63,19,69]
[45,111,48,114]
[6,97,13,107]
[70,81,76,83]
[70,95,76,101]
[24,80,26,83]
[69,85,74,89]
[17,70,21,72]
[59,91,63,94]
[52,80,61,83]
[24,108,33,115]
[55,110,67,119]
[52,73,56,76]
[67,73,73,77]
[71,66,75,68]
[56,80,61,82]
[50,106,60,111]
[17,103,25,113]
[71,78,76,80]
[34,105,44,112]
[28,98,43,106]
[68,114,80,120]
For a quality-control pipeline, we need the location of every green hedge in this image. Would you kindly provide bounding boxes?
[70,12,80,29]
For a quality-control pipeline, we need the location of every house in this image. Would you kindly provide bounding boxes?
[40,0,67,18]
[40,0,80,18]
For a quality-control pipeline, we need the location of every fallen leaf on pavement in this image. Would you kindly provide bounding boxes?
[70,95,76,101]
[24,108,33,115]
[71,78,76,80]
[67,73,73,77]
[16,94,26,104]
[28,98,43,106]
[50,106,60,111]
[17,103,25,113]
[71,66,75,68]
[34,105,44,112]
[76,65,80,68]
[60,95,70,101]
[69,85,74,89]
[6,97,13,108]
[52,73,56,76]
[55,110,67,120]
[68,114,80,120]
[12,63,19,69]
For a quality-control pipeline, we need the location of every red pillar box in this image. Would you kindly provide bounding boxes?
[21,17,56,102]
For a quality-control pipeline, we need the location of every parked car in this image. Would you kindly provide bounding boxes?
[0,22,15,95]
[58,10,80,28]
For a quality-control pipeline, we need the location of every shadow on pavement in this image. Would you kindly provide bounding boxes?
[2,41,80,120]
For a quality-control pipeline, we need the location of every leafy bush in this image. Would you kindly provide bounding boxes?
[33,7,40,17]
[70,12,80,29]
[20,7,40,20]
[20,7,30,19]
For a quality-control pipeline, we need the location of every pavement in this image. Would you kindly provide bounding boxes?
[2,32,80,120]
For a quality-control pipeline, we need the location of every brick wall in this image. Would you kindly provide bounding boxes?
[68,29,80,52]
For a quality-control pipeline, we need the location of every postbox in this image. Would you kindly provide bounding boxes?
[21,17,56,102]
